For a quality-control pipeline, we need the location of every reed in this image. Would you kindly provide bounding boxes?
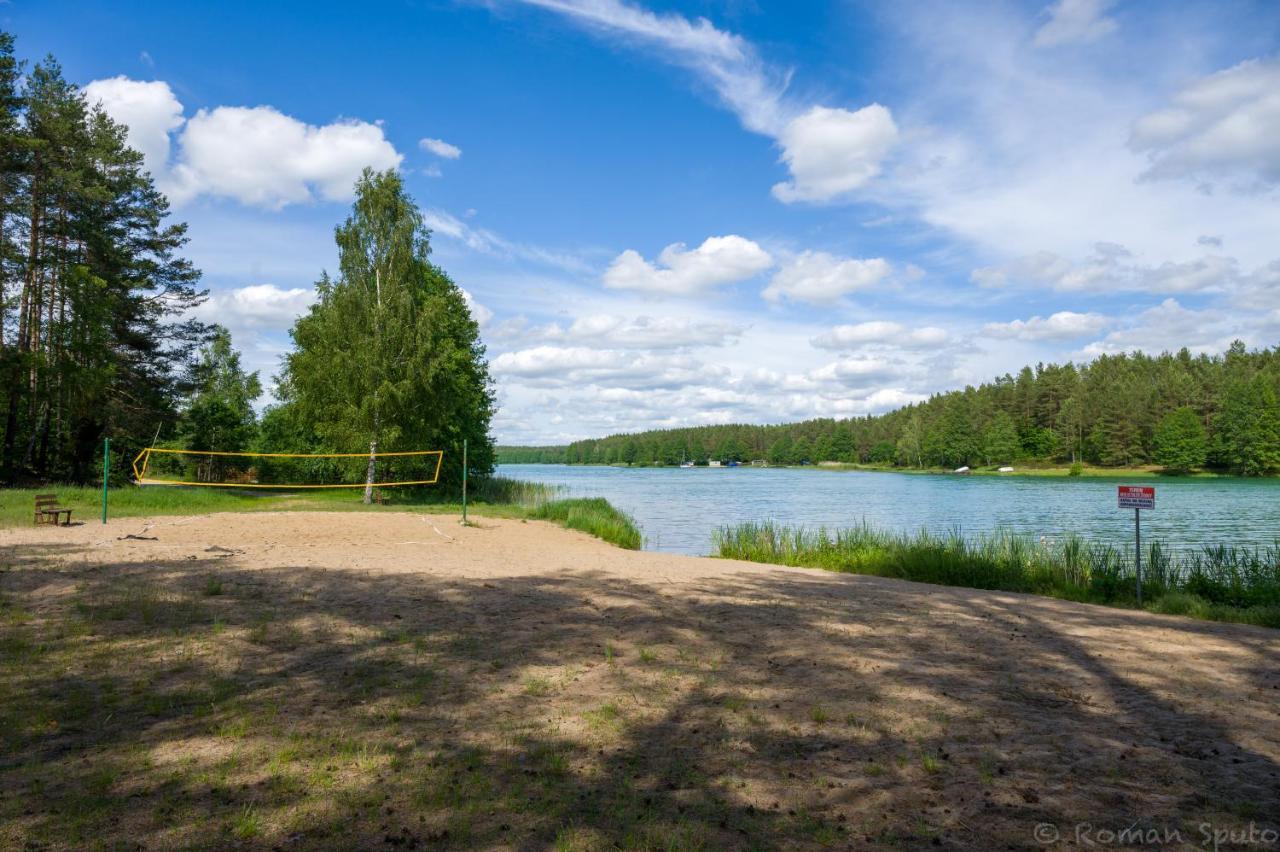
[529,498,643,550]
[713,521,1280,628]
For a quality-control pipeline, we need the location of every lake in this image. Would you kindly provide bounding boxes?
[498,464,1280,556]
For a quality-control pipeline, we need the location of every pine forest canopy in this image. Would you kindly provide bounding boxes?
[0,33,208,484]
[0,32,495,489]
[497,342,1280,477]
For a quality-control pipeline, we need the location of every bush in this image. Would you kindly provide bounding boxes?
[1068,462,1084,477]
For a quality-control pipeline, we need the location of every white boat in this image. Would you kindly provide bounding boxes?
[953,465,971,474]
[998,466,1014,473]
[680,461,695,468]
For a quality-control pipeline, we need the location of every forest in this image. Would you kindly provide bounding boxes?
[0,34,208,484]
[498,343,1280,476]
[0,32,494,490]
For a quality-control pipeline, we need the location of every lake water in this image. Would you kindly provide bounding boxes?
[498,464,1280,556]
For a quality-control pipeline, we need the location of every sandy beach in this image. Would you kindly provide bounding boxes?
[2,511,1277,849]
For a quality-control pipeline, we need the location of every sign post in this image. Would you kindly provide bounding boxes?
[1117,486,1155,605]
[101,437,110,524]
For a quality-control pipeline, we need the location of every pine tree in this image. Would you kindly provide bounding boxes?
[178,327,261,481]
[1152,406,1207,473]
[1215,376,1280,476]
[983,411,1020,465]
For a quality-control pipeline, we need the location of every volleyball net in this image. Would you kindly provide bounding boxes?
[131,448,444,489]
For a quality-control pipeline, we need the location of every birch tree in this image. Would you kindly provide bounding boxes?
[283,169,495,501]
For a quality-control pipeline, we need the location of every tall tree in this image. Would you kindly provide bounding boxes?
[283,168,494,501]
[1152,406,1207,473]
[1215,375,1280,476]
[983,410,1020,466]
[0,34,208,484]
[178,327,261,478]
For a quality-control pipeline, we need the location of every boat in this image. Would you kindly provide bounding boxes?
[680,460,695,468]
[953,465,971,475]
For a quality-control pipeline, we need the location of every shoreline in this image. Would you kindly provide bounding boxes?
[497,461,1266,481]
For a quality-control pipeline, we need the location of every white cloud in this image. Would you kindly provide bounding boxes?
[420,137,462,159]
[763,252,891,304]
[982,311,1110,341]
[511,0,895,202]
[603,235,772,296]
[772,105,898,203]
[193,284,316,328]
[972,244,1238,294]
[422,208,591,273]
[812,321,948,349]
[1079,299,1236,357]
[460,289,493,326]
[1129,58,1280,186]
[169,106,402,208]
[81,77,183,178]
[543,314,744,349]
[810,356,905,389]
[83,77,403,209]
[1033,0,1117,48]
[492,345,727,389]
[517,0,786,135]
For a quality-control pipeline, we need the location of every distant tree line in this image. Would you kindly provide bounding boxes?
[0,33,209,484]
[497,343,1280,476]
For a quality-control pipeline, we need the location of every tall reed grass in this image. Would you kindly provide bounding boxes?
[714,521,1280,628]
[529,498,643,550]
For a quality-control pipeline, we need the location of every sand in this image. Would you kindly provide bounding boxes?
[2,510,1277,849]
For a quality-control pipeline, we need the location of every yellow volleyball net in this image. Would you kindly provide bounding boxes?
[131,448,444,489]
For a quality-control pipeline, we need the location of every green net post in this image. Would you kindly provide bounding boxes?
[101,436,110,524]
[461,439,468,524]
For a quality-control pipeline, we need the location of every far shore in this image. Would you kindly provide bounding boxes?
[498,460,1265,480]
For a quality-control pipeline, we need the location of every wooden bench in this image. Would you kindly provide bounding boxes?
[34,494,72,526]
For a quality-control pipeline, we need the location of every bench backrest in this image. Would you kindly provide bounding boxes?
[35,494,60,508]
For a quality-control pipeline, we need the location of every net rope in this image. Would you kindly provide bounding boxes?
[132,447,443,488]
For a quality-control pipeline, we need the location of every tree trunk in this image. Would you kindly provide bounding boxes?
[363,438,377,504]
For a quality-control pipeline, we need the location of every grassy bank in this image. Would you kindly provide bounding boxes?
[715,522,1280,628]
[1,480,643,550]
[528,497,643,550]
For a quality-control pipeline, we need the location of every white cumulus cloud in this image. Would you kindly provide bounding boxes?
[603,235,772,296]
[982,311,1111,341]
[83,77,403,209]
[763,252,891,305]
[81,77,184,178]
[544,314,745,349]
[771,105,898,203]
[812,321,948,349]
[193,284,316,328]
[1129,57,1280,187]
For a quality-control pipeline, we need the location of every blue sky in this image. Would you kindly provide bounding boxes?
[9,0,1280,443]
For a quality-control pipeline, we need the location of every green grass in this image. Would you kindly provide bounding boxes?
[2,479,645,551]
[528,498,643,550]
[714,521,1280,628]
